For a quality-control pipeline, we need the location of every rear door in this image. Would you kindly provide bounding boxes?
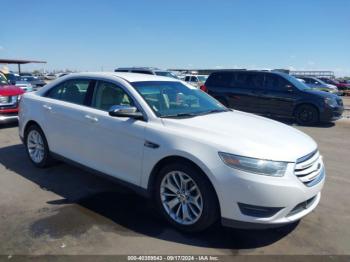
[259,73,297,117]
[42,79,95,163]
[230,72,264,113]
[206,72,233,107]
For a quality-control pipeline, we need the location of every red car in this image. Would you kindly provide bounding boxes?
[0,73,25,122]
[319,77,350,90]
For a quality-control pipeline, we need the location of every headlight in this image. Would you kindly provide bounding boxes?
[218,152,288,177]
[324,97,337,107]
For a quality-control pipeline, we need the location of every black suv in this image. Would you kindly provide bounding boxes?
[202,70,344,125]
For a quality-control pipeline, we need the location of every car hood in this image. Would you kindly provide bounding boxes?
[0,85,25,96]
[303,88,339,99]
[161,111,317,162]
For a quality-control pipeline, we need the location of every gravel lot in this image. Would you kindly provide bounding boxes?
[0,106,349,255]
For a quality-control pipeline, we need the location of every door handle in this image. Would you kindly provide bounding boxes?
[43,104,52,111]
[84,114,98,123]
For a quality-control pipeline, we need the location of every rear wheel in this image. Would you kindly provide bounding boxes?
[155,162,219,232]
[295,105,319,125]
[25,125,54,168]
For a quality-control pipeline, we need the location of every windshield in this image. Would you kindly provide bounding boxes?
[281,73,312,90]
[0,74,8,85]
[132,81,228,117]
[197,76,208,82]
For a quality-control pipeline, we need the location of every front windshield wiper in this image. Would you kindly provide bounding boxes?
[160,109,231,118]
[196,108,231,115]
[160,113,199,118]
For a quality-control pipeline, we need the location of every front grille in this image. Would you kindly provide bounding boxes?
[0,95,17,106]
[294,150,324,187]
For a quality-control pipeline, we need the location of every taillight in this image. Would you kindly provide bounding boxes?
[200,84,208,92]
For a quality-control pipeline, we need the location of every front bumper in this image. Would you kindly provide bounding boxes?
[320,105,344,122]
[212,160,325,229]
[0,113,18,122]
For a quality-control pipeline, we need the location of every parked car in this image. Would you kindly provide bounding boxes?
[318,78,350,95]
[19,72,33,77]
[297,76,338,90]
[115,67,179,79]
[338,80,350,90]
[44,74,57,80]
[184,75,208,88]
[19,76,46,88]
[19,72,325,231]
[4,72,20,85]
[0,73,25,122]
[15,81,34,92]
[296,77,339,95]
[201,70,344,125]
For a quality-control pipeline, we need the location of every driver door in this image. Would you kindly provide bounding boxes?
[82,80,146,185]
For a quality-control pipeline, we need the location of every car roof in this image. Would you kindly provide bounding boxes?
[65,72,180,83]
[210,70,286,76]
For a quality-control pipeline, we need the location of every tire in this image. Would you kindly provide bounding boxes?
[295,104,319,126]
[25,124,55,168]
[154,162,219,232]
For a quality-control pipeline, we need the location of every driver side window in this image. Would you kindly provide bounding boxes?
[91,81,133,111]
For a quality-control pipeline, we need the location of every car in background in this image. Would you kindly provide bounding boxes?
[201,70,344,125]
[0,72,25,122]
[19,72,325,231]
[333,79,350,90]
[184,75,208,88]
[298,77,337,90]
[19,76,46,89]
[114,67,179,79]
[296,77,339,95]
[19,72,33,77]
[15,81,33,92]
[297,76,339,95]
[44,74,57,80]
[319,78,350,94]
[4,72,20,85]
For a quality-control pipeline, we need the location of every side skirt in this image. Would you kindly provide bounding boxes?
[50,152,151,198]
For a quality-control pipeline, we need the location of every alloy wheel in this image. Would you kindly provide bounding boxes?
[160,171,203,225]
[27,130,45,163]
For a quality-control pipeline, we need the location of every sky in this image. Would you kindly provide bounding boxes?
[1,0,350,76]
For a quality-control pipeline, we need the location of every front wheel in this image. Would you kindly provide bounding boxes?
[155,162,219,232]
[295,105,319,125]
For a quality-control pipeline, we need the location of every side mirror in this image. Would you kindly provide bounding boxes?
[108,105,144,120]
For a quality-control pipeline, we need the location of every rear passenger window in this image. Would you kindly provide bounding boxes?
[207,73,232,87]
[233,73,263,89]
[45,79,91,105]
[247,74,264,89]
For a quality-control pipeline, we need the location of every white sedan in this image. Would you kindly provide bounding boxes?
[19,72,325,232]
